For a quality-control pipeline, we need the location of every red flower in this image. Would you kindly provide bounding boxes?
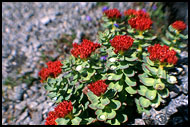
[103,8,122,19]
[128,16,153,31]
[45,101,73,125]
[110,35,134,54]
[45,111,58,125]
[39,60,63,82]
[171,21,187,31]
[88,80,108,96]
[54,101,73,118]
[124,9,149,18]
[71,39,101,59]
[124,9,137,16]
[147,44,178,65]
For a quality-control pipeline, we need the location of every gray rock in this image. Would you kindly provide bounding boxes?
[40,16,51,25]
[134,119,145,125]
[22,117,31,125]
[16,110,29,123]
[15,101,27,111]
[28,101,38,110]
[31,111,43,124]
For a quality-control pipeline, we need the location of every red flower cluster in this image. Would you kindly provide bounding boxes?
[71,39,101,59]
[45,101,73,125]
[128,16,153,31]
[124,9,149,18]
[147,44,178,65]
[88,80,108,96]
[103,8,122,19]
[171,20,187,31]
[110,35,134,54]
[38,60,63,83]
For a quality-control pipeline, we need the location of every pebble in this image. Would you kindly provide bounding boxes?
[15,101,27,110]
[40,16,51,25]
[16,110,28,123]
[28,101,38,110]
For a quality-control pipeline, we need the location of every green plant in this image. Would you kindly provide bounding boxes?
[39,7,187,125]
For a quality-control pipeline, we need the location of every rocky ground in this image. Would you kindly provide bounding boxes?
[2,2,188,125]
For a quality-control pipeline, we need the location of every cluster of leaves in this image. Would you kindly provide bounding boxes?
[40,7,188,125]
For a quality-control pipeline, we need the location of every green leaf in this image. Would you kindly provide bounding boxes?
[96,103,105,110]
[71,117,82,125]
[157,67,166,79]
[151,94,162,108]
[84,117,96,125]
[97,112,107,121]
[154,78,165,90]
[103,89,117,99]
[138,85,148,96]
[107,73,123,81]
[125,85,137,94]
[82,69,96,81]
[135,98,144,113]
[108,99,121,110]
[106,109,116,119]
[139,97,151,108]
[134,35,144,39]
[47,92,57,98]
[95,109,103,115]
[55,118,70,125]
[101,97,110,106]
[158,88,169,98]
[166,30,175,40]
[88,103,98,110]
[125,76,136,86]
[56,95,63,103]
[125,56,138,62]
[145,89,157,100]
[141,43,151,48]
[123,68,135,77]
[144,56,154,66]
[144,36,157,40]
[119,63,129,69]
[144,64,158,76]
[179,34,188,39]
[117,114,128,123]
[44,84,54,91]
[168,25,175,33]
[161,37,171,45]
[47,78,56,84]
[87,91,99,103]
[139,73,156,86]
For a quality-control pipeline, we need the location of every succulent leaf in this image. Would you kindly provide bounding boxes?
[107,73,123,81]
[123,68,135,77]
[55,118,70,125]
[125,85,137,94]
[157,67,166,79]
[151,94,162,108]
[139,97,151,108]
[125,76,136,86]
[158,88,169,98]
[138,85,148,96]
[106,109,116,119]
[145,89,157,100]
[101,97,111,106]
[125,56,138,62]
[71,117,82,125]
[108,99,121,110]
[87,91,99,103]
[139,73,156,86]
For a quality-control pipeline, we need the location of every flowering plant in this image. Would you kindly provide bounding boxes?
[39,7,188,125]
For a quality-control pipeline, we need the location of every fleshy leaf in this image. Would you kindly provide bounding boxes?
[157,67,166,79]
[145,89,157,100]
[87,91,99,103]
[107,73,123,81]
[139,97,151,108]
[101,97,111,106]
[125,76,136,86]
[151,94,162,108]
[108,99,121,110]
[89,103,98,110]
[103,89,117,99]
[97,112,107,121]
[139,73,156,86]
[125,85,137,94]
[158,88,169,98]
[117,114,128,123]
[55,118,70,125]
[106,109,116,119]
[71,117,82,125]
[135,98,144,113]
[123,68,135,77]
[138,85,148,96]
[125,56,138,62]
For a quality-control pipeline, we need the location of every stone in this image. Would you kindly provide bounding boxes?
[40,16,51,25]
[15,101,27,111]
[134,119,145,125]
[28,101,38,110]
[31,111,43,124]
[16,110,29,123]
